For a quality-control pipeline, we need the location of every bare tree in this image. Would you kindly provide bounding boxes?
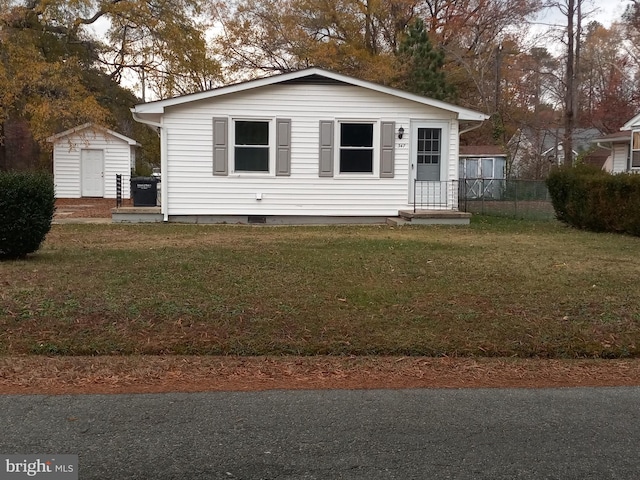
[552,0,585,166]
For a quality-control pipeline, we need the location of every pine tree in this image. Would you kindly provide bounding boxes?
[398,19,456,102]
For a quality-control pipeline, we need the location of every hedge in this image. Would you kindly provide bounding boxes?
[0,171,55,259]
[546,165,640,236]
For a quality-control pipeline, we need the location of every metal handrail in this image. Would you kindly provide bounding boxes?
[412,180,459,211]
[116,174,122,208]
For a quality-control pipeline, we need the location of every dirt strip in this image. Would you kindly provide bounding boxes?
[1,356,639,395]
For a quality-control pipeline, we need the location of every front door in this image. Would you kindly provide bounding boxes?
[81,149,104,197]
[416,127,441,181]
[410,123,447,208]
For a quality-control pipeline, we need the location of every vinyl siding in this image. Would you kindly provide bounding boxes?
[162,83,459,216]
[611,143,629,173]
[53,130,132,198]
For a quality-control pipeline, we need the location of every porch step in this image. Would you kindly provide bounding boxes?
[111,207,163,223]
[395,210,472,225]
[386,217,411,226]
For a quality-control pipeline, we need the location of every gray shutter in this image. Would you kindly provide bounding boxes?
[276,118,291,176]
[319,120,334,177]
[380,121,395,178]
[212,117,228,176]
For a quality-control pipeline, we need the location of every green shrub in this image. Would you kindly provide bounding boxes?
[0,171,55,259]
[546,166,640,235]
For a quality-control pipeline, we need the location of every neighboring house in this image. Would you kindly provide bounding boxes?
[508,127,604,178]
[592,114,640,173]
[131,68,488,223]
[458,145,507,199]
[47,123,139,199]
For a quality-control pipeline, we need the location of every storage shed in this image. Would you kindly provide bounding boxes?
[458,145,507,199]
[47,123,139,199]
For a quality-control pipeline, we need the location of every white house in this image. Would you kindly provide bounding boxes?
[593,113,640,173]
[47,123,140,199]
[131,68,488,223]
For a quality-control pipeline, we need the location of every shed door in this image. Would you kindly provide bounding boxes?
[81,149,104,197]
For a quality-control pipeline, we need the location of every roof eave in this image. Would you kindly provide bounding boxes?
[131,67,489,120]
[46,122,138,145]
[622,112,640,130]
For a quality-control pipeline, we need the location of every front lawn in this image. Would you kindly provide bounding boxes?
[2,217,639,358]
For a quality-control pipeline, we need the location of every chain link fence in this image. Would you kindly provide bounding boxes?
[459,179,557,221]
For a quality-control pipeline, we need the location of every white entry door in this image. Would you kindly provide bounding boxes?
[81,149,104,197]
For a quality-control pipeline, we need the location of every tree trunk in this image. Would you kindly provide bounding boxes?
[564,0,581,167]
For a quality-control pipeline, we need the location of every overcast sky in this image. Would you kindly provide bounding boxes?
[527,0,631,52]
[535,0,630,28]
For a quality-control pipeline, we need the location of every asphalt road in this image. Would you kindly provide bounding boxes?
[1,387,639,479]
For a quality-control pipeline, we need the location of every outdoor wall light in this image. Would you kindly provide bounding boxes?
[398,126,405,139]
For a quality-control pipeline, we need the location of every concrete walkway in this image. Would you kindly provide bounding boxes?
[52,218,112,225]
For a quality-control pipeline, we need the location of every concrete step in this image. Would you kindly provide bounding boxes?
[386,217,411,226]
[111,207,163,223]
[397,210,471,225]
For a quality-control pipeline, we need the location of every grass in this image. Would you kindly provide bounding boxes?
[1,216,640,358]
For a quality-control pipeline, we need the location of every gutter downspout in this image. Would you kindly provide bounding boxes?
[131,111,169,222]
[459,120,484,136]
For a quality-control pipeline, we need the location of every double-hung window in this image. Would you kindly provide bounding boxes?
[317,120,394,178]
[339,123,374,173]
[234,120,269,172]
[213,117,291,176]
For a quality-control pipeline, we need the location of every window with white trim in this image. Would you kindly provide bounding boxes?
[234,120,270,172]
[339,123,374,173]
[632,131,640,168]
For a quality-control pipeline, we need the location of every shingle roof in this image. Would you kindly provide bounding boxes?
[459,145,506,156]
[591,131,630,143]
[520,127,603,153]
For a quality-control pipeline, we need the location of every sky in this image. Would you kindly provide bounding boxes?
[583,0,629,26]
[534,0,630,30]
[528,0,632,52]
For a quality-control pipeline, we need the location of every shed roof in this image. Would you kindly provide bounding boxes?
[46,123,140,146]
[459,145,506,157]
[132,68,489,123]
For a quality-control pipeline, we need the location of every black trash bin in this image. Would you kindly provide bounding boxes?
[131,177,158,207]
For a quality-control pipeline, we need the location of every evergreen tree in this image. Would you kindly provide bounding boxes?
[398,19,456,102]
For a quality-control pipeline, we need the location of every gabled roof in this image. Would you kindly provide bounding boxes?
[132,68,489,122]
[622,113,640,130]
[516,127,602,155]
[46,123,140,146]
